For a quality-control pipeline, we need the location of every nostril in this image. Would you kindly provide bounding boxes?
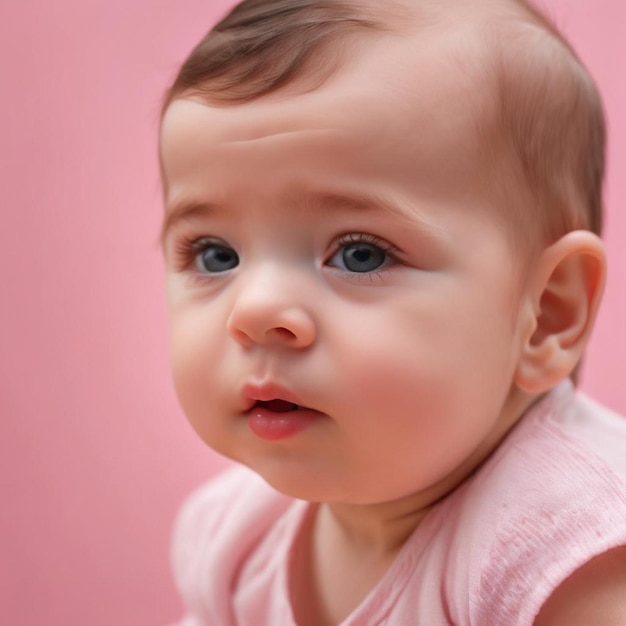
[268,327,297,342]
[228,327,254,347]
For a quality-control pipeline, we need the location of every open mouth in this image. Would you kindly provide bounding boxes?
[254,399,300,412]
[247,397,318,440]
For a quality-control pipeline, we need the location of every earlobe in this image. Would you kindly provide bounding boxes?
[515,231,606,394]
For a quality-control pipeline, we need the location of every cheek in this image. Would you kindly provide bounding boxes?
[330,292,517,423]
[327,318,517,493]
[167,311,224,423]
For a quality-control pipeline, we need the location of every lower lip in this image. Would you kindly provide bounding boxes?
[247,407,320,441]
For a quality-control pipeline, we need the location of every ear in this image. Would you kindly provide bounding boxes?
[515,231,606,394]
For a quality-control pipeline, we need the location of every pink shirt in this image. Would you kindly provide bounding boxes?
[170,381,626,625]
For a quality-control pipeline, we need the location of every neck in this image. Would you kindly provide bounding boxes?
[320,497,432,555]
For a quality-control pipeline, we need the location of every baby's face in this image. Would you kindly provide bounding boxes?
[160,29,534,504]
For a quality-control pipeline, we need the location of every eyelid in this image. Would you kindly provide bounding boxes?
[172,235,217,267]
[329,232,401,259]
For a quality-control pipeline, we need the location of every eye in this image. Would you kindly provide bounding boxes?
[194,240,239,273]
[327,234,395,273]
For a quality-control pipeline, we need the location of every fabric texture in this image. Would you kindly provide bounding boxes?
[170,381,626,625]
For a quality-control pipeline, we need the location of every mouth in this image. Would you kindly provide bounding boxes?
[243,386,322,440]
[242,381,307,413]
[253,399,301,413]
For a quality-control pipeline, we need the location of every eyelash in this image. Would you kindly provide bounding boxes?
[171,232,401,287]
[173,235,209,265]
[333,232,396,253]
[172,235,219,288]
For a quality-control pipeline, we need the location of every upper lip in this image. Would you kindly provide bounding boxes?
[241,381,305,411]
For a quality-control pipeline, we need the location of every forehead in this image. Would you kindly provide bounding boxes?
[160,23,496,212]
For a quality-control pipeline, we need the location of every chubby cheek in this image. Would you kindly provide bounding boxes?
[167,310,230,445]
[330,298,516,480]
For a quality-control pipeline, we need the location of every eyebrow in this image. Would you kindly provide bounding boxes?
[159,190,448,250]
[300,191,450,243]
[159,200,215,250]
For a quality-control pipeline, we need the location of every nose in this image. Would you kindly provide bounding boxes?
[226,273,316,349]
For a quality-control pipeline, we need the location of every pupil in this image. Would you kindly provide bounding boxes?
[353,249,371,263]
[343,243,385,272]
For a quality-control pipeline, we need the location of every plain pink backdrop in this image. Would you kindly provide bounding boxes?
[0,1,624,624]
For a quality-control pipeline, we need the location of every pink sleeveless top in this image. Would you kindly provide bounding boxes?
[170,381,626,625]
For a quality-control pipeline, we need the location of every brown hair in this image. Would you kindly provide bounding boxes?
[160,0,383,113]
[487,0,605,246]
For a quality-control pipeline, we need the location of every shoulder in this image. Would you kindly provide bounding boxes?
[458,383,626,625]
[172,464,279,538]
[558,390,626,480]
[172,464,292,572]
[170,465,293,622]
[534,546,626,626]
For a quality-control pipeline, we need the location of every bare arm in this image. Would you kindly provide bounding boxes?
[534,546,626,626]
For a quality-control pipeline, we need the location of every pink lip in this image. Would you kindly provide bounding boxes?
[241,382,303,408]
[241,382,322,441]
[248,406,320,441]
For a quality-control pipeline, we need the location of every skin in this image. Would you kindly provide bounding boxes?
[159,10,624,626]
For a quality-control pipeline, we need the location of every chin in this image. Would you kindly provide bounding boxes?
[243,461,341,502]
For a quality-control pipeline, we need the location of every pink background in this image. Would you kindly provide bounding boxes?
[1,1,624,624]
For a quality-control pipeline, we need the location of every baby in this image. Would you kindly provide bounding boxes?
[158,0,626,624]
